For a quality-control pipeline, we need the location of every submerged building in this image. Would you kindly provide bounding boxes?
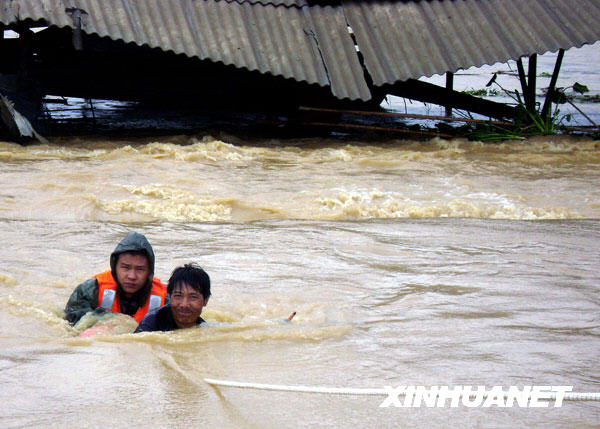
[1,0,600,140]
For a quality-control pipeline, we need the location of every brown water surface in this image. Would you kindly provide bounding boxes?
[0,135,598,427]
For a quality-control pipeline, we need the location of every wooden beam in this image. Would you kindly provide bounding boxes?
[516,58,528,100]
[445,72,454,117]
[0,24,4,71]
[67,8,85,50]
[301,121,454,138]
[384,78,516,120]
[17,25,34,79]
[526,53,537,112]
[299,106,513,127]
[541,49,564,119]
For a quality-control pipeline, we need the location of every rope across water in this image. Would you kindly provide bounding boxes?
[204,378,600,401]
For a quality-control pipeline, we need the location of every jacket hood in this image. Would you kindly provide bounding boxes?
[109,232,155,286]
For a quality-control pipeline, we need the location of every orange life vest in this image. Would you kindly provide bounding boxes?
[94,270,167,322]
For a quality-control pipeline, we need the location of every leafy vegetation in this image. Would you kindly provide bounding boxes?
[462,88,500,97]
[462,76,598,141]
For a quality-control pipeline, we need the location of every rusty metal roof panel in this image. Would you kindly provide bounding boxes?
[344,0,600,86]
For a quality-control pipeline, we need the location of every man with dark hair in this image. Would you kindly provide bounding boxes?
[135,263,211,333]
[64,232,167,326]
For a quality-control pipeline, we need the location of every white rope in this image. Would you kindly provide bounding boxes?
[204,379,600,401]
[204,378,385,396]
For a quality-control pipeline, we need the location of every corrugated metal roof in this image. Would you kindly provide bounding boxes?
[0,0,372,100]
[2,0,600,101]
[344,0,600,86]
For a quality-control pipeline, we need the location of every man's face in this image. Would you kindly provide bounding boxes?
[115,253,150,299]
[170,282,208,329]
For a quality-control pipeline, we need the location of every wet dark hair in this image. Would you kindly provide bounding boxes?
[167,263,211,299]
[117,250,149,262]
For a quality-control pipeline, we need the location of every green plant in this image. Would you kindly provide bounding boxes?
[462,88,500,97]
[486,74,593,135]
[548,83,598,128]
[520,105,559,134]
[463,88,488,96]
[468,127,526,142]
[461,71,598,142]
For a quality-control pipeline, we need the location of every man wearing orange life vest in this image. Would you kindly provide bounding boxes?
[64,232,167,325]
